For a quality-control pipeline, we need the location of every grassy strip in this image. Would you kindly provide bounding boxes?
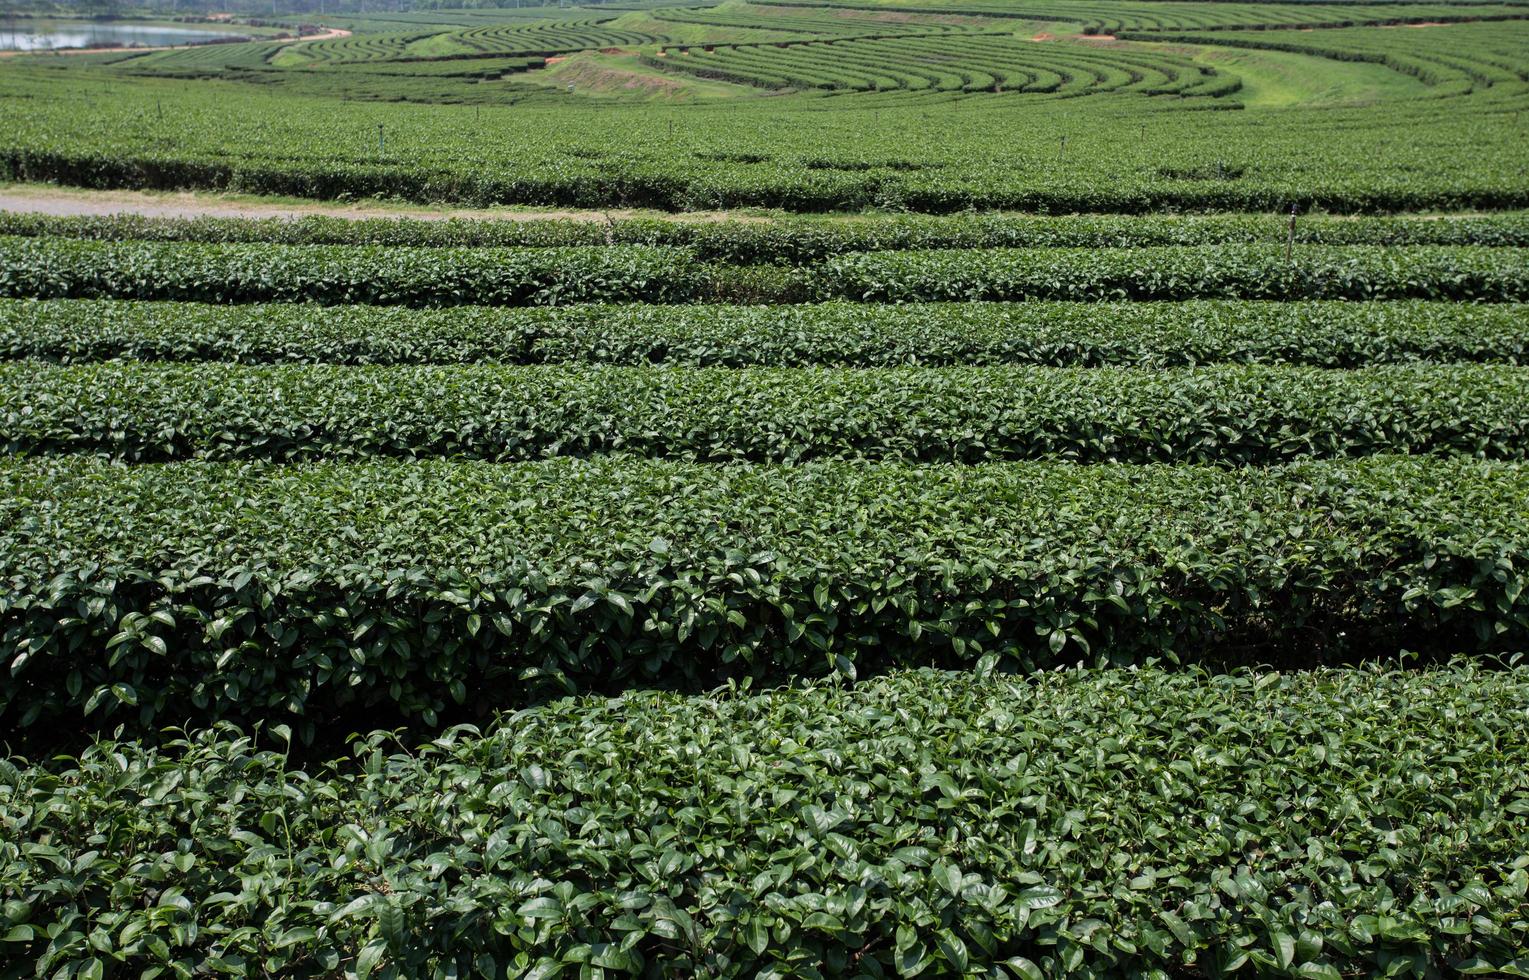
[2,455,1525,733]
[3,666,1528,977]
[817,245,1529,303]
[3,361,1525,464]
[2,238,1526,305]
[4,298,1527,367]
[2,210,1528,263]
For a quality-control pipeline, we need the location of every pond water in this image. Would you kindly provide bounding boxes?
[0,19,249,51]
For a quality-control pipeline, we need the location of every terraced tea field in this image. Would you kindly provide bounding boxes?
[1,1,1528,977]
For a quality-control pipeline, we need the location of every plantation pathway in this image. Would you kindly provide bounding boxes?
[284,27,352,44]
[0,184,1497,225]
[0,184,760,223]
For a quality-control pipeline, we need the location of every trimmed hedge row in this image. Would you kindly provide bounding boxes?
[5,298,1527,367]
[4,361,1527,464]
[1,455,1525,734]
[3,666,1529,978]
[0,237,712,307]
[9,146,1529,215]
[817,245,1529,303]
[3,207,1529,263]
[3,237,1527,306]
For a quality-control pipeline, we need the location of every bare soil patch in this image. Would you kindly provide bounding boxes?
[0,184,767,223]
[550,56,694,97]
[290,28,352,43]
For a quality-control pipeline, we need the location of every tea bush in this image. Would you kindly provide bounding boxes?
[2,455,1524,734]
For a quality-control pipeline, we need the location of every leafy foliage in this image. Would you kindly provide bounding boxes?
[3,237,1526,306]
[5,297,1525,368]
[3,666,1528,978]
[4,18,1529,213]
[2,455,1525,734]
[3,360,1527,463]
[3,4,1529,971]
[0,237,708,307]
[817,245,1529,303]
[652,29,1245,96]
[3,211,1528,264]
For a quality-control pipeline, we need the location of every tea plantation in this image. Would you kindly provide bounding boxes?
[1,0,1528,977]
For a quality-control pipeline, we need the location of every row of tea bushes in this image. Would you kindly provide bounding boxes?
[3,210,1528,262]
[815,244,1529,303]
[2,455,1524,734]
[2,666,1527,978]
[3,237,1527,306]
[4,360,1525,463]
[0,237,709,307]
[4,298,1526,367]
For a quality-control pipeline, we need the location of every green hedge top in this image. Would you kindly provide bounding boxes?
[0,236,711,307]
[8,455,1524,582]
[2,456,1526,734]
[3,209,1528,262]
[2,237,1526,305]
[3,360,1526,463]
[3,665,1528,978]
[4,298,1526,368]
[818,244,1529,303]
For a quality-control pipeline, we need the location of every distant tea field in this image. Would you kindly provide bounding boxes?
[4,1,1529,212]
[1,1,1527,977]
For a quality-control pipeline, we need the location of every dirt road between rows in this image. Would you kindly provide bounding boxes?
[285,27,351,43]
[0,184,757,224]
[0,183,1499,226]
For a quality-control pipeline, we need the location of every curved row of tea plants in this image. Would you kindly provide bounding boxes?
[5,210,1527,263]
[441,18,662,57]
[769,0,1529,32]
[2,454,1525,733]
[4,360,1526,464]
[5,298,1525,368]
[650,2,977,39]
[315,57,547,80]
[1071,0,1529,33]
[1118,21,1529,100]
[117,40,290,77]
[655,33,1240,98]
[279,30,439,64]
[3,665,1527,978]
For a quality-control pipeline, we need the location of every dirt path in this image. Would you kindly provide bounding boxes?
[0,183,1501,225]
[285,27,352,44]
[0,184,758,224]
